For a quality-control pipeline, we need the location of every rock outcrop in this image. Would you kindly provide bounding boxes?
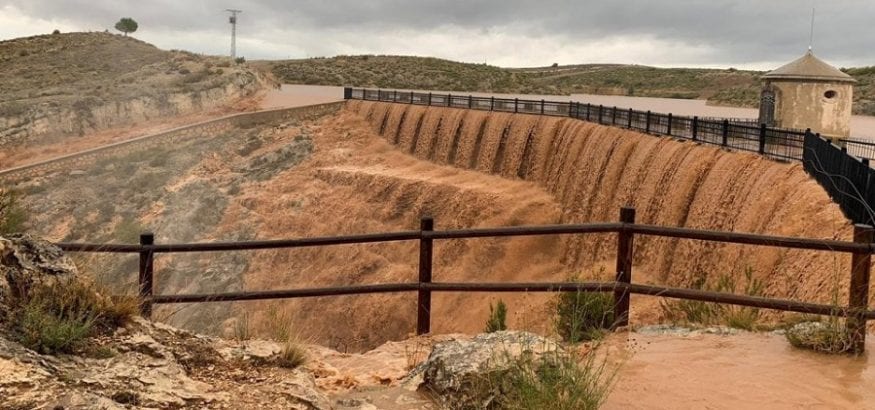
[408,331,562,409]
[0,234,77,319]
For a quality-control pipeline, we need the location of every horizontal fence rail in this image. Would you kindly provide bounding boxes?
[58,206,875,353]
[344,87,875,228]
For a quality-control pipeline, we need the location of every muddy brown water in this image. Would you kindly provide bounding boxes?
[604,331,875,409]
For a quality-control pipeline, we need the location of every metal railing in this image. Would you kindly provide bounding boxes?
[58,206,875,353]
[343,87,875,228]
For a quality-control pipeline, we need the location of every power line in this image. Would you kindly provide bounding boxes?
[226,9,242,59]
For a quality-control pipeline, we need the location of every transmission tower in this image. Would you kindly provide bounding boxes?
[226,9,242,59]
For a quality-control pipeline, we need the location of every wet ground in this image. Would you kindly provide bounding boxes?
[604,329,875,410]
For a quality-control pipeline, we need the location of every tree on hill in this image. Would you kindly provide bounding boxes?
[114,18,138,36]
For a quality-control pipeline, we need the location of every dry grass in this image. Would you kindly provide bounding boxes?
[469,343,618,410]
[660,268,765,330]
[7,280,138,354]
[275,338,307,369]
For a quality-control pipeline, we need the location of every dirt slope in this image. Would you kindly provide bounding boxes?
[0,32,269,150]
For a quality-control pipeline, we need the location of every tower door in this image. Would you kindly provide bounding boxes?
[758,89,776,126]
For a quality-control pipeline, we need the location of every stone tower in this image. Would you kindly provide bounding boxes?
[758,51,856,139]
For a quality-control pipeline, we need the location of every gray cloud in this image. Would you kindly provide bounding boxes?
[1,0,873,68]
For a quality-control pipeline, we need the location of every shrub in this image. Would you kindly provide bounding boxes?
[478,348,617,410]
[485,300,508,333]
[8,281,137,354]
[555,277,614,343]
[660,268,764,330]
[275,339,307,369]
[0,188,28,234]
[52,29,61,35]
[785,319,851,354]
[235,57,246,64]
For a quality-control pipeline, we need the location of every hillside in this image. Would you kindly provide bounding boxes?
[0,32,269,147]
[261,55,875,115]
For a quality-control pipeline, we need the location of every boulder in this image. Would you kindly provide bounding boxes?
[408,331,562,408]
[0,234,78,318]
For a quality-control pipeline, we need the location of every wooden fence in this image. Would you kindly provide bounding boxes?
[58,207,875,353]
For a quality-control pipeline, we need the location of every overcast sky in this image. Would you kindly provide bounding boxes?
[1,1,873,70]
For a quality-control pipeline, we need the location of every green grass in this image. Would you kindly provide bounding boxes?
[555,276,614,343]
[485,299,508,333]
[7,280,138,354]
[0,188,28,234]
[476,348,617,410]
[660,268,765,330]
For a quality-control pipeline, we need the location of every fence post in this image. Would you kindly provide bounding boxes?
[468,95,473,109]
[428,93,432,106]
[667,113,673,136]
[410,91,414,104]
[490,96,495,111]
[514,98,519,113]
[586,103,592,121]
[541,99,545,115]
[417,217,435,335]
[393,90,398,102]
[628,108,633,128]
[612,106,617,125]
[343,87,352,100]
[847,224,873,354]
[598,104,603,124]
[692,116,699,141]
[722,119,730,146]
[613,207,636,328]
[447,94,452,107]
[645,110,651,133]
[138,232,155,318]
[759,124,767,154]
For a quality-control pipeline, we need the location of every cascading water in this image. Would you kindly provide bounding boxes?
[348,101,857,308]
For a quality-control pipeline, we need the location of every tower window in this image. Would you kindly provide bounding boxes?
[824,90,838,99]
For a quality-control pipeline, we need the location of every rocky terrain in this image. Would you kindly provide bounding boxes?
[0,32,271,152]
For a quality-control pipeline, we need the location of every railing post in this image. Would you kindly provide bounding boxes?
[514,98,519,113]
[722,119,730,146]
[417,217,434,335]
[847,224,872,354]
[586,103,592,121]
[612,106,617,125]
[343,87,352,100]
[468,95,473,109]
[447,93,452,107]
[628,108,633,128]
[410,91,414,104]
[645,110,651,133]
[490,96,495,111]
[759,123,767,154]
[667,113,673,136]
[138,232,155,318]
[613,207,635,328]
[428,92,432,106]
[692,116,699,141]
[541,99,545,115]
[393,90,397,102]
